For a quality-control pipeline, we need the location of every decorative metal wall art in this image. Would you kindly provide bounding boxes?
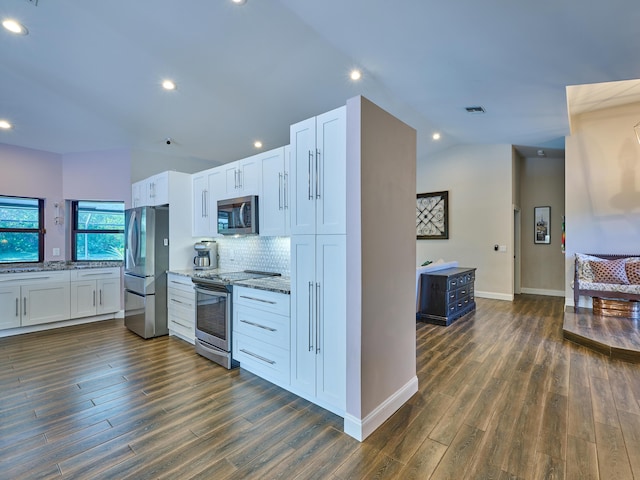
[417,191,449,239]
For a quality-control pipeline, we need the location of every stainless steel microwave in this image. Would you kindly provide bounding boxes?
[217,195,258,235]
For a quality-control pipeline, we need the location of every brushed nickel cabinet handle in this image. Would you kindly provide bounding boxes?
[308,151,313,200]
[23,297,26,315]
[308,281,313,351]
[15,298,18,317]
[240,349,275,365]
[316,282,321,354]
[239,295,276,305]
[240,319,276,332]
[315,149,320,199]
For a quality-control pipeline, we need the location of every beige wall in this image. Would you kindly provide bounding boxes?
[345,96,417,436]
[519,155,565,295]
[565,101,640,306]
[416,144,514,300]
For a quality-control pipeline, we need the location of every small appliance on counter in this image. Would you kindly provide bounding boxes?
[193,240,217,270]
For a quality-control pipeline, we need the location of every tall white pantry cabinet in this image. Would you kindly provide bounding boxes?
[290,97,417,441]
[289,106,347,415]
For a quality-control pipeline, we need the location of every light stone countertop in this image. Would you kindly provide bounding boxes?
[0,261,123,274]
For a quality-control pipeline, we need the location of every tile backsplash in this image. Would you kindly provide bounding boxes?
[214,236,290,276]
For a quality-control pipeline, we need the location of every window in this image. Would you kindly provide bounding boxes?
[0,195,44,263]
[72,201,125,261]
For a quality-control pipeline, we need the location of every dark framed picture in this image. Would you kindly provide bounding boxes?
[416,191,449,239]
[534,206,551,244]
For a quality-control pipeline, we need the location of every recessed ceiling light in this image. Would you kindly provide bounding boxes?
[0,120,13,130]
[254,141,263,149]
[162,80,176,91]
[2,19,28,35]
[432,132,441,141]
[232,0,247,5]
[350,69,362,81]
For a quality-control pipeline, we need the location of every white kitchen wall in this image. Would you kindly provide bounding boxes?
[131,149,221,183]
[565,101,640,307]
[215,236,290,275]
[416,143,514,300]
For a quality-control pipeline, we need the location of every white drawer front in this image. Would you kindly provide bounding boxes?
[233,333,290,385]
[167,274,194,294]
[168,288,195,311]
[0,270,71,284]
[70,267,120,281]
[233,286,289,316]
[234,304,289,349]
[169,320,195,343]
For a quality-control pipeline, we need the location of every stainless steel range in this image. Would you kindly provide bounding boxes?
[192,270,280,368]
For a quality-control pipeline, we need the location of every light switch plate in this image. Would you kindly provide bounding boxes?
[52,247,60,256]
[499,245,507,252]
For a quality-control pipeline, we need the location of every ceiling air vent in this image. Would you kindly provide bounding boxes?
[465,106,485,114]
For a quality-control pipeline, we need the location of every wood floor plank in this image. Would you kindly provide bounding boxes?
[4,296,640,480]
[566,435,598,480]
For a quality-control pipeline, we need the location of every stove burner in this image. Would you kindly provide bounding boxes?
[192,270,280,287]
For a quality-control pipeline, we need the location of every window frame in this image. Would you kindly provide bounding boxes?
[71,200,125,262]
[0,195,45,264]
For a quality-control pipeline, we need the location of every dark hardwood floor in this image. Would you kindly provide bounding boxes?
[1,295,639,479]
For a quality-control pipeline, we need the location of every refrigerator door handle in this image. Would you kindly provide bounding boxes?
[126,209,139,269]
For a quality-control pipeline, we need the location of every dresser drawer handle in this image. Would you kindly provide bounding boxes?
[240,348,276,365]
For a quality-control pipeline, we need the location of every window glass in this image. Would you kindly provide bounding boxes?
[73,201,124,261]
[0,196,44,263]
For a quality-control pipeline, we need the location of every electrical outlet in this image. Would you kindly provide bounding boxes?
[229,249,235,261]
[52,248,60,256]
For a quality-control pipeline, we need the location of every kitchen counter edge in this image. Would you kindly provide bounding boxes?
[0,261,123,274]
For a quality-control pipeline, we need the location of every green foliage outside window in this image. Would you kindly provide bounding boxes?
[0,196,43,263]
[73,201,124,261]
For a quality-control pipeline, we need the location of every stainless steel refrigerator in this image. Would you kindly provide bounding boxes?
[124,206,170,338]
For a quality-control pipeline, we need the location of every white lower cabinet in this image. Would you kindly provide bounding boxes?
[0,270,72,328]
[233,286,290,386]
[70,268,121,318]
[167,273,195,343]
[290,234,346,414]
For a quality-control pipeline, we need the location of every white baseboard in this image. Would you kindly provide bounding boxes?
[0,313,118,338]
[475,291,514,301]
[115,309,125,319]
[520,288,565,297]
[343,375,418,442]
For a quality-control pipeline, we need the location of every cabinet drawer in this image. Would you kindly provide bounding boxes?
[167,274,194,294]
[456,284,473,300]
[70,267,120,281]
[169,315,194,340]
[234,304,289,349]
[233,333,290,385]
[234,286,289,316]
[168,288,195,310]
[0,270,70,284]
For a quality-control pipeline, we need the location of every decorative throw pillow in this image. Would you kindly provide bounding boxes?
[626,261,640,284]
[589,259,629,284]
[575,253,600,282]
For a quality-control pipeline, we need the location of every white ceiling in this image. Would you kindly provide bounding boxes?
[1,0,639,165]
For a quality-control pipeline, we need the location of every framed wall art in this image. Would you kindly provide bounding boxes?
[534,206,551,244]
[416,191,449,239]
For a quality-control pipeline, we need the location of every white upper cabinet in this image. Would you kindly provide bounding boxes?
[192,168,225,237]
[131,171,186,207]
[289,106,346,235]
[259,146,290,237]
[224,155,262,198]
